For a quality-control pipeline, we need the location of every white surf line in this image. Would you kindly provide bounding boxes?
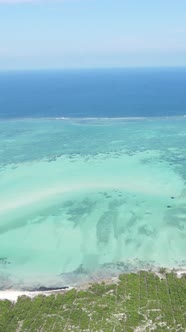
[1,268,186,302]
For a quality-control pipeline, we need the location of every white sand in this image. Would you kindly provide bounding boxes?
[1,269,186,302]
[0,290,39,302]
[0,288,72,302]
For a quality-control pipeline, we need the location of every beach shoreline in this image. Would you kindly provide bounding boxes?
[1,268,186,302]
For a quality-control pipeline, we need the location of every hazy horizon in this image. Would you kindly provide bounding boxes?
[0,0,186,70]
[1,66,186,73]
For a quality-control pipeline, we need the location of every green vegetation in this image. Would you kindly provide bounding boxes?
[0,272,186,331]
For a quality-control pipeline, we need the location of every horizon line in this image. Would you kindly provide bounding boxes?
[0,65,186,72]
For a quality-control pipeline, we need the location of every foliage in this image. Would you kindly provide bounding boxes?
[0,272,186,331]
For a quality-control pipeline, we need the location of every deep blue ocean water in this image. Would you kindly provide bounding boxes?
[0,68,186,119]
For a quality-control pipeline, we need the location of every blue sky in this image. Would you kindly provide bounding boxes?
[0,0,186,69]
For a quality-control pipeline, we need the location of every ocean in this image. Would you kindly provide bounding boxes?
[0,68,186,290]
[0,68,186,119]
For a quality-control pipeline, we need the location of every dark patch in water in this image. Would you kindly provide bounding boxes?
[32,286,69,292]
[96,211,112,244]
[126,213,138,228]
[0,258,11,265]
[138,225,156,237]
[125,238,133,245]
[74,264,88,274]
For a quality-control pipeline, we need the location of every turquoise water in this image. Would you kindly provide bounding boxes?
[0,118,186,290]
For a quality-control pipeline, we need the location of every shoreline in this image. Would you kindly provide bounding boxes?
[1,268,186,302]
[0,288,73,302]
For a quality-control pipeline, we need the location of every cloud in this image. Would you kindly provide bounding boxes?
[0,0,80,2]
[0,0,78,3]
[176,27,186,33]
[0,47,9,55]
[0,0,28,2]
[0,0,62,3]
[0,0,38,2]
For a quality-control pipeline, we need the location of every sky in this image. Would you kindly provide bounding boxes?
[0,0,186,70]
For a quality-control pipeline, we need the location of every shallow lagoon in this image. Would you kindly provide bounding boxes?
[0,118,186,290]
